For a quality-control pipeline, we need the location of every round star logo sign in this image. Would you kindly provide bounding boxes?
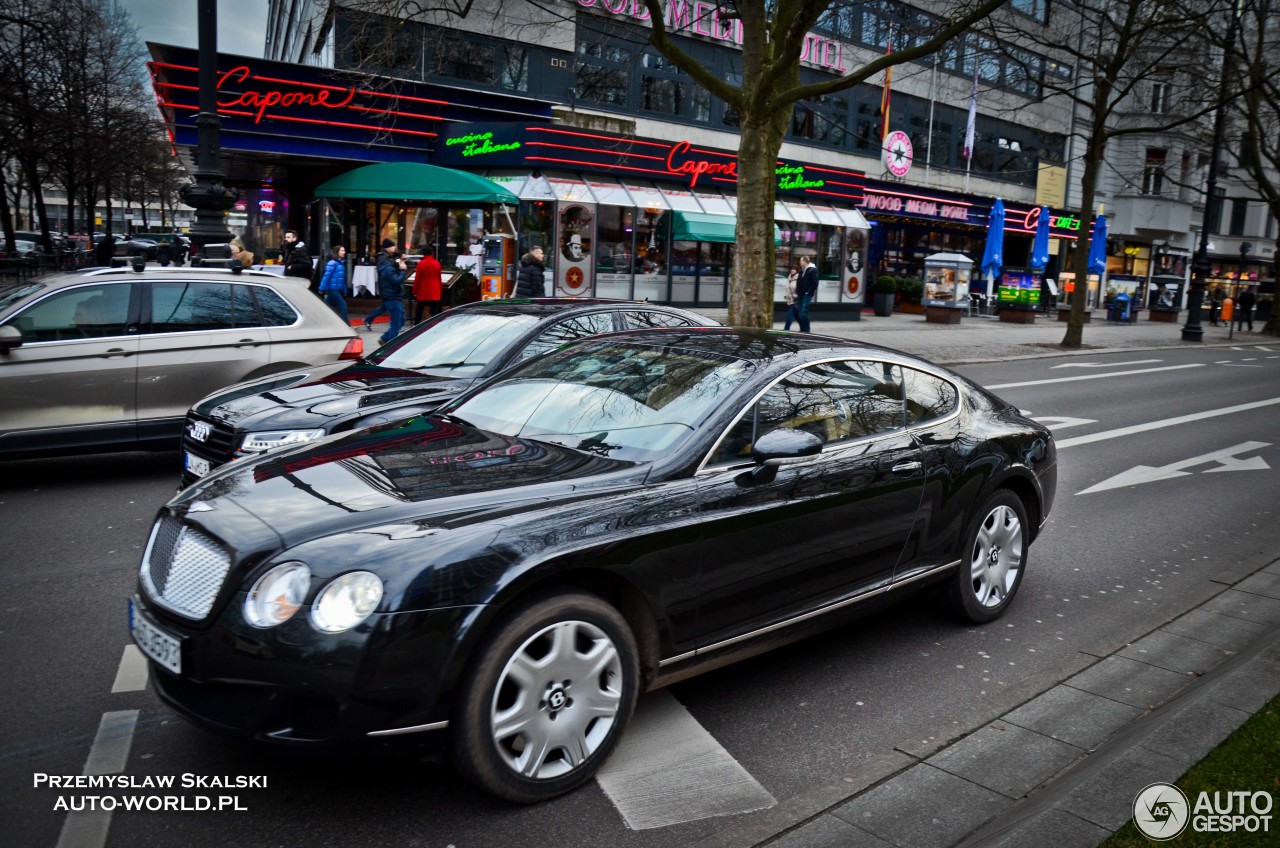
[883,131,913,178]
[1132,783,1190,841]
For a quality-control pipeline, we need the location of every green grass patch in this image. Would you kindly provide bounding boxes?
[1100,691,1279,847]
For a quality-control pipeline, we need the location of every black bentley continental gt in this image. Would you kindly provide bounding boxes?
[130,328,1056,803]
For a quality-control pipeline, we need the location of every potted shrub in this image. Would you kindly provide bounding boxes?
[873,275,897,317]
[898,276,925,314]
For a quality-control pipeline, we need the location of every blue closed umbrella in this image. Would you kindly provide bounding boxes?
[1087,212,1108,275]
[1030,206,1051,269]
[980,198,1005,287]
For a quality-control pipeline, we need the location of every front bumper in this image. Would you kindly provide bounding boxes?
[132,593,481,754]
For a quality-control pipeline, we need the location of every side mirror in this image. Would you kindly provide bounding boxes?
[750,428,822,466]
[0,324,24,353]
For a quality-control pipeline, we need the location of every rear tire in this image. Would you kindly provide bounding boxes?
[947,490,1028,624]
[450,592,639,803]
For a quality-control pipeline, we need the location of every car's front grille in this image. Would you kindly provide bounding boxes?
[141,515,232,620]
[181,413,239,484]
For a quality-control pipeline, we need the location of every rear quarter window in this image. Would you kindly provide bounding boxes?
[902,367,959,424]
[253,286,299,327]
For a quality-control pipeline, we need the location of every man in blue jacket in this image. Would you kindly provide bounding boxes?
[796,256,819,333]
[364,238,407,343]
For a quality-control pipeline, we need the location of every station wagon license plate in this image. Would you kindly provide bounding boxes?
[129,598,182,675]
[185,452,211,478]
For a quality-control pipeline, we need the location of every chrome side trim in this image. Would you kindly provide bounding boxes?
[656,559,961,668]
[367,719,449,737]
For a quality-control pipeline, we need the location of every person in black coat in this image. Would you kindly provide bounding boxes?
[155,240,174,267]
[796,255,819,333]
[515,246,547,298]
[282,229,312,279]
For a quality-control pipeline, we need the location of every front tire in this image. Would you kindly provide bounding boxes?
[451,593,639,803]
[947,490,1028,623]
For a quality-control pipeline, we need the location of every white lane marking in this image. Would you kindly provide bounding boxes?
[1050,359,1162,369]
[1256,346,1275,352]
[595,690,775,829]
[987,363,1203,390]
[1078,442,1271,495]
[1056,397,1280,449]
[110,646,148,693]
[1029,415,1097,432]
[56,710,139,848]
[1223,364,1263,367]
[1216,360,1235,364]
[1243,357,1258,361]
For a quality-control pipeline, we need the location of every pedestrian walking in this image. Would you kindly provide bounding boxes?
[1209,287,1223,326]
[229,239,254,268]
[515,246,547,298]
[783,265,800,331]
[1236,287,1257,332]
[156,240,174,267]
[281,229,312,279]
[318,245,350,324]
[796,255,819,333]
[412,248,444,323]
[363,238,407,344]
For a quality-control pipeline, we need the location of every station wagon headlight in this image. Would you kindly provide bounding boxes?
[239,429,326,453]
[311,572,384,633]
[244,563,311,628]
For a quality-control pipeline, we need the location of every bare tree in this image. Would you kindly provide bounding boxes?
[1235,0,1280,335]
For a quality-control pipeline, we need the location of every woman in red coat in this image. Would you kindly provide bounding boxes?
[412,248,444,324]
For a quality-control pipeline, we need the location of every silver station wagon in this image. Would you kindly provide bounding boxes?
[0,265,360,459]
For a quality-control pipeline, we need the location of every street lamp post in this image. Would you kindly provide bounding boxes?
[1183,5,1242,341]
[178,0,237,259]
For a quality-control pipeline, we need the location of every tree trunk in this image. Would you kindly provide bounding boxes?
[1061,90,1110,348]
[729,108,790,328]
[20,155,52,251]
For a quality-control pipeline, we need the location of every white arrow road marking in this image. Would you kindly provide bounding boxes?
[987,364,1203,390]
[1077,441,1271,495]
[1055,397,1280,449]
[56,711,139,848]
[1050,359,1162,369]
[1029,415,1098,431]
[595,690,775,829]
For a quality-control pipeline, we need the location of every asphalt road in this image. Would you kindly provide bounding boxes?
[1,342,1277,848]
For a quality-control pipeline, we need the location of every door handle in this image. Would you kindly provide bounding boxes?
[889,460,922,474]
[100,348,133,358]
[236,338,264,347]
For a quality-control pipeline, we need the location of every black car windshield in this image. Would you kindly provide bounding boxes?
[369,310,540,377]
[445,339,754,462]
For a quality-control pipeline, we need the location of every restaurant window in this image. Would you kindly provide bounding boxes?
[519,201,554,258]
[577,41,631,107]
[817,226,843,282]
[633,208,669,302]
[1143,149,1167,196]
[595,205,633,299]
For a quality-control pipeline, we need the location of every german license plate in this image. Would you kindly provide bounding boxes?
[185,452,211,478]
[129,598,182,675]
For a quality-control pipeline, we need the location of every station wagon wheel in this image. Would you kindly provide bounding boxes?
[947,490,1028,624]
[451,593,639,803]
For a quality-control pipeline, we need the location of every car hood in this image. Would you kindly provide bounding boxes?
[168,415,644,550]
[192,361,471,431]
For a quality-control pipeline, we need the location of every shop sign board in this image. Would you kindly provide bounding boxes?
[434,124,866,205]
[998,268,1042,306]
[883,131,913,178]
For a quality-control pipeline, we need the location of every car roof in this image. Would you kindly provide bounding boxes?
[22,266,289,288]
[457,297,712,320]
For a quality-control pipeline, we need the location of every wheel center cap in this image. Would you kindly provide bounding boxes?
[989,547,1001,565]
[547,688,567,711]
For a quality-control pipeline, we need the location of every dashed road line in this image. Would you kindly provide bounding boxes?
[1056,397,1280,449]
[55,711,139,848]
[110,646,149,693]
[988,363,1203,390]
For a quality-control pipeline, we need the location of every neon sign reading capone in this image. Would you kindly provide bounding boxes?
[445,131,522,157]
[216,66,356,124]
[576,0,851,72]
[664,142,827,191]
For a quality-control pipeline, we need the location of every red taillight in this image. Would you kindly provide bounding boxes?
[339,337,363,360]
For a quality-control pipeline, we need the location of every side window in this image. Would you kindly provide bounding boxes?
[623,310,695,329]
[902,367,959,424]
[707,360,905,466]
[149,282,233,332]
[253,286,299,327]
[232,285,262,328]
[519,312,616,360]
[8,284,132,342]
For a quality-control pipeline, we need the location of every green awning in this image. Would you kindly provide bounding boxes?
[662,211,781,244]
[314,162,518,204]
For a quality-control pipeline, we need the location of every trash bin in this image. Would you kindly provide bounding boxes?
[1109,292,1131,323]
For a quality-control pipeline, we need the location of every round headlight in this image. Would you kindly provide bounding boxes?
[311,572,384,633]
[243,562,311,628]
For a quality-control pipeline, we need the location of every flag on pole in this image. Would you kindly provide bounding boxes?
[880,42,893,141]
[963,63,978,159]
